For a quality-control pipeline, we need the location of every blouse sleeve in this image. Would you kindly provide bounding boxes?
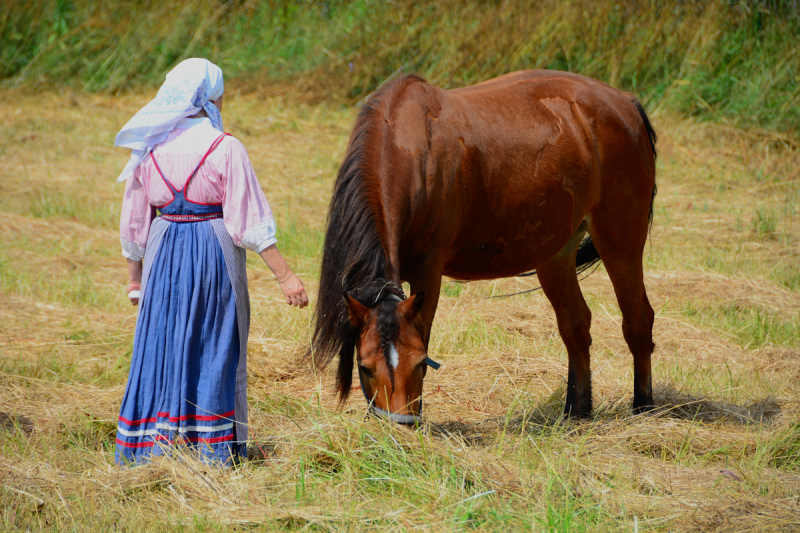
[219,137,277,252]
[119,167,154,261]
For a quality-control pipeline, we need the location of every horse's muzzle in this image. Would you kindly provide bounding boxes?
[368,405,421,426]
[360,356,441,426]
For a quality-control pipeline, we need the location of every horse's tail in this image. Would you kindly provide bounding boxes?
[632,96,658,229]
[575,237,601,275]
[576,97,657,274]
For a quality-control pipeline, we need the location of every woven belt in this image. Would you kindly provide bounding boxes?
[160,212,223,223]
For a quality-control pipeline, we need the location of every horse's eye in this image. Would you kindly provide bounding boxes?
[358,365,373,378]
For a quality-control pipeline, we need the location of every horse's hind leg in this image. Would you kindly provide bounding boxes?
[536,229,594,417]
[589,212,656,413]
[597,248,655,412]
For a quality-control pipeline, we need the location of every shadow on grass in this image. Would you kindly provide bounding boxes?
[426,383,781,445]
[651,384,781,424]
[426,385,572,445]
[246,442,278,463]
[0,412,35,435]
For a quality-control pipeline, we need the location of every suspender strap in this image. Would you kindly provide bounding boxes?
[150,152,176,193]
[149,133,232,193]
[186,133,231,186]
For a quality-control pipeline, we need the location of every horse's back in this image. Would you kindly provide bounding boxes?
[445,70,644,143]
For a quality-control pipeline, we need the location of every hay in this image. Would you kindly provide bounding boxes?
[1,90,799,531]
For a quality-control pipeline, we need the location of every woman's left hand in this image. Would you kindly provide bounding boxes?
[279,273,309,308]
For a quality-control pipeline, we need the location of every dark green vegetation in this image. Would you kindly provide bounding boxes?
[2,0,798,131]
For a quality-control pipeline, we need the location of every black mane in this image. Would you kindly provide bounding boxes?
[311,75,424,402]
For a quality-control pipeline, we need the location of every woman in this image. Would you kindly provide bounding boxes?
[114,58,307,465]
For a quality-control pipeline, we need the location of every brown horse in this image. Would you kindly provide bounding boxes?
[312,70,657,424]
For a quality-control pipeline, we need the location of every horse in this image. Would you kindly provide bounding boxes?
[311,70,657,424]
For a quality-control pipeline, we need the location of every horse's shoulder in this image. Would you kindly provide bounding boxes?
[388,79,445,152]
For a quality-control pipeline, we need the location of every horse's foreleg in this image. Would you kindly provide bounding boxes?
[536,249,593,417]
[404,261,444,348]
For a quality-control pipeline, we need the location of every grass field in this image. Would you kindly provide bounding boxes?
[0,86,798,531]
[3,0,799,131]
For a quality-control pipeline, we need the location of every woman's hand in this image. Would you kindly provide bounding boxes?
[259,244,309,309]
[127,281,142,306]
[279,272,308,308]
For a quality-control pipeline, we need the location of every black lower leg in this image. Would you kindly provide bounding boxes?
[564,368,592,417]
[632,374,654,414]
[632,353,654,413]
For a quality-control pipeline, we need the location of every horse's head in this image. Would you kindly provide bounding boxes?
[344,281,437,425]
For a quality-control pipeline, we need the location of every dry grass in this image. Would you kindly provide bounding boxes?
[1,88,799,531]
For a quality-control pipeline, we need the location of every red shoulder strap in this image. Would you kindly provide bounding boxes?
[185,133,231,185]
[150,151,178,192]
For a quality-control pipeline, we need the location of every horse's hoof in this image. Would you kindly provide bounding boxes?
[632,403,655,415]
[563,404,592,419]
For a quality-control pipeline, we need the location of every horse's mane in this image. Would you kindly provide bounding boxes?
[311,74,426,402]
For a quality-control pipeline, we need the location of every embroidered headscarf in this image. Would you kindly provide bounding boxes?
[114,58,224,182]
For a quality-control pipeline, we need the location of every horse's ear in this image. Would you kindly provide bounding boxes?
[399,290,425,321]
[344,294,370,329]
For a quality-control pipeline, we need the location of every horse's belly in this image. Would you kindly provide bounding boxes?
[442,181,577,280]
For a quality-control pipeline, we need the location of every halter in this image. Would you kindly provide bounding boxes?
[353,279,441,425]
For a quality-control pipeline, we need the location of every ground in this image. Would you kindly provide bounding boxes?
[0,89,798,531]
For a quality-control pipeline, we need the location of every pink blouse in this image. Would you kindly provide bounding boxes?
[120,117,276,261]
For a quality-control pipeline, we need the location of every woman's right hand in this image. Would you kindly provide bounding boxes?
[279,273,308,308]
[127,281,142,306]
[126,259,143,306]
[259,244,308,309]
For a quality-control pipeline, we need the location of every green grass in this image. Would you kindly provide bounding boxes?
[751,207,780,237]
[775,263,800,291]
[0,186,120,230]
[441,282,463,298]
[274,216,325,276]
[0,249,121,312]
[682,301,800,349]
[2,0,799,131]
[764,422,800,470]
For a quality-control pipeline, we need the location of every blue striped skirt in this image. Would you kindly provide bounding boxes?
[116,218,249,465]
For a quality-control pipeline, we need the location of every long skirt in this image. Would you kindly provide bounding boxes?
[115,218,250,465]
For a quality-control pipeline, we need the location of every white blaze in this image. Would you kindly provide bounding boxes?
[389,342,399,369]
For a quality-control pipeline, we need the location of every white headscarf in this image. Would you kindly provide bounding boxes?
[114,58,224,182]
